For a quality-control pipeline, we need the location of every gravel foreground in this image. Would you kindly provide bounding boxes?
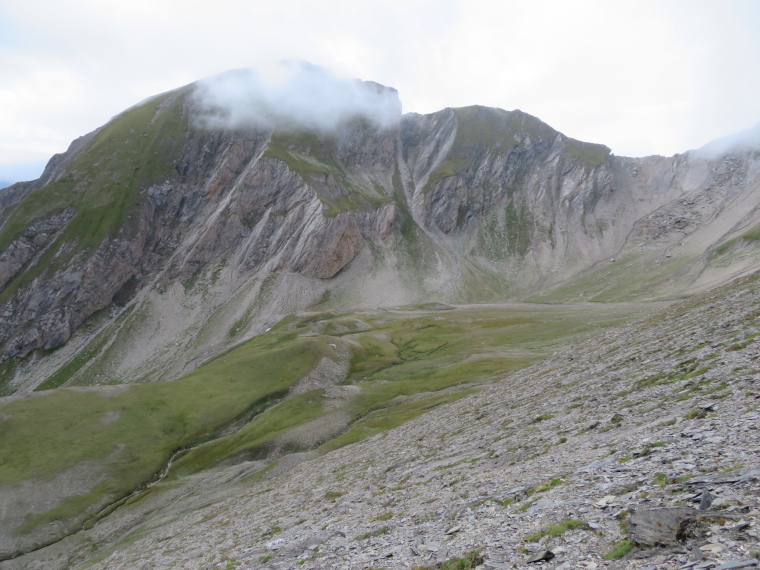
[20,272,760,570]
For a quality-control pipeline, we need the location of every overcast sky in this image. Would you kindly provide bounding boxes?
[1,0,759,183]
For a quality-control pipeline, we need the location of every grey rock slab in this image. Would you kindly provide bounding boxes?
[687,467,760,485]
[526,498,557,513]
[699,490,715,511]
[715,561,759,570]
[628,507,698,546]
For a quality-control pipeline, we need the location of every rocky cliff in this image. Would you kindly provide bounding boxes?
[1,77,759,394]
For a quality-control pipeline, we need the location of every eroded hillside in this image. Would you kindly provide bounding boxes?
[1,77,759,394]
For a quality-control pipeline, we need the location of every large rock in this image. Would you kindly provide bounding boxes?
[628,507,698,546]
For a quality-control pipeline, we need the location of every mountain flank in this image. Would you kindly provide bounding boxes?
[0,77,758,394]
[0,73,759,568]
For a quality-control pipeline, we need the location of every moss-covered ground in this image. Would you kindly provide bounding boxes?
[0,301,659,537]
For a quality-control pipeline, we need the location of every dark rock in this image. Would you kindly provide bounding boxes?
[691,543,704,561]
[526,550,555,563]
[699,490,714,511]
[628,507,697,546]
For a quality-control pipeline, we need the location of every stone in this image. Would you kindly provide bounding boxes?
[715,561,759,570]
[699,490,714,511]
[526,550,555,563]
[526,498,556,513]
[628,507,698,546]
[687,467,760,485]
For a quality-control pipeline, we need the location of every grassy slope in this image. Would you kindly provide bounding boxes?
[0,92,187,303]
[426,106,610,190]
[263,128,392,217]
[527,253,699,303]
[0,301,659,543]
[0,336,325,533]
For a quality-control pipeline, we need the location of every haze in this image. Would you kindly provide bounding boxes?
[1,0,759,183]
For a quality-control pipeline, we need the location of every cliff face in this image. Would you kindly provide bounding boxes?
[1,81,759,392]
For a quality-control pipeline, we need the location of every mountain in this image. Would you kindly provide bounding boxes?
[0,73,759,566]
[1,77,759,395]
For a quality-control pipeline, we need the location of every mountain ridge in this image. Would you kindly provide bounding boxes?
[1,78,758,395]
[0,73,759,567]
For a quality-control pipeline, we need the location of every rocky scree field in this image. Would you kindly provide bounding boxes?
[0,300,659,563]
[76,270,760,570]
[3,268,758,570]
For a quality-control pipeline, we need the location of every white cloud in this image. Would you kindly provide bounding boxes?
[0,0,758,182]
[193,63,402,131]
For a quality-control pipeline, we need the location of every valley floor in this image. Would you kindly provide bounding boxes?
[5,273,760,570]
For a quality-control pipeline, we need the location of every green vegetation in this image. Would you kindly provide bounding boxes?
[653,472,669,487]
[527,477,565,495]
[0,301,656,538]
[263,129,392,217]
[0,336,324,533]
[424,107,538,191]
[412,548,485,570]
[0,93,188,303]
[532,413,554,423]
[603,539,634,559]
[504,198,534,257]
[529,252,696,303]
[711,222,760,258]
[317,390,477,453]
[423,106,608,196]
[34,306,136,390]
[525,519,587,542]
[565,138,611,167]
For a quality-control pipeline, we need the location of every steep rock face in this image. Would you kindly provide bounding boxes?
[0,80,759,392]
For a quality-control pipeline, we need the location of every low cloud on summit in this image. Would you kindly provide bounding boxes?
[193,62,403,132]
[694,122,760,159]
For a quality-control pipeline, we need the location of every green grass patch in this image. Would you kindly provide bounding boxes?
[527,477,564,495]
[317,390,477,453]
[525,519,587,542]
[0,334,325,533]
[0,301,658,539]
[603,539,634,559]
[263,130,392,217]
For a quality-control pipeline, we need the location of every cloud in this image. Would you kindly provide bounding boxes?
[692,122,760,159]
[192,62,402,133]
[1,0,759,168]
